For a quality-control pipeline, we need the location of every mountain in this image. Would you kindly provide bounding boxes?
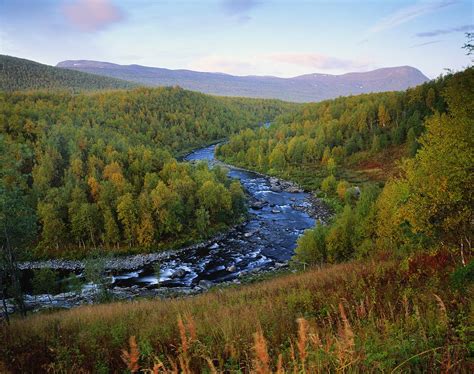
[57,60,429,102]
[0,55,136,91]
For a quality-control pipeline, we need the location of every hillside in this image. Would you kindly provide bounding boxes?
[57,59,429,102]
[0,65,471,372]
[0,55,136,92]
[0,86,293,259]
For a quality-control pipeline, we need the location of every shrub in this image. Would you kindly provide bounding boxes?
[320,175,337,195]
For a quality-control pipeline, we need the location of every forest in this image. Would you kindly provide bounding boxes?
[0,86,294,259]
[0,55,137,92]
[217,68,473,266]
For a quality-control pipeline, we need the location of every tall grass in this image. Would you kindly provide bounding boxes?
[1,250,472,372]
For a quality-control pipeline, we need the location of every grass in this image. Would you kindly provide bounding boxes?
[1,249,472,372]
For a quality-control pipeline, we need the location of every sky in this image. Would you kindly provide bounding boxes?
[0,0,472,78]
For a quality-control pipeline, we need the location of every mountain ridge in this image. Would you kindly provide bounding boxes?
[0,55,136,92]
[57,60,429,102]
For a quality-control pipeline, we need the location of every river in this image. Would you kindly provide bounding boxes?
[11,145,327,313]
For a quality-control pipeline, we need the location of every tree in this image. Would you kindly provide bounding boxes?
[378,104,390,127]
[151,182,183,236]
[293,224,328,267]
[229,180,246,216]
[0,185,36,318]
[320,175,337,195]
[326,157,337,175]
[102,208,120,248]
[197,180,232,223]
[401,112,473,250]
[84,254,109,301]
[326,205,355,262]
[0,137,37,319]
[136,192,155,247]
[269,143,287,170]
[195,207,210,237]
[117,193,138,247]
[406,128,418,157]
[32,268,57,302]
[336,180,350,201]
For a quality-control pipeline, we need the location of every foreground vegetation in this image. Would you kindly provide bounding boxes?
[0,249,471,372]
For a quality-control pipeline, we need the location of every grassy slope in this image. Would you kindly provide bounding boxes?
[1,250,471,372]
[0,55,136,91]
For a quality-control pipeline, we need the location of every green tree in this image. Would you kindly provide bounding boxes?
[293,224,328,267]
[117,193,138,247]
[195,207,210,238]
[32,268,58,301]
[326,205,355,262]
[320,175,337,195]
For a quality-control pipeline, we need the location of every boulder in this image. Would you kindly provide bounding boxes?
[251,200,267,210]
[171,268,187,278]
[198,280,214,289]
[227,265,237,272]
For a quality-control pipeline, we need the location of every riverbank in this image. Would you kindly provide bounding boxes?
[19,158,331,272]
[18,223,246,272]
[8,145,332,316]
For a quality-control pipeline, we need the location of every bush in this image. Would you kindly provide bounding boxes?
[450,260,474,293]
[293,224,328,267]
[336,180,350,201]
[320,175,337,195]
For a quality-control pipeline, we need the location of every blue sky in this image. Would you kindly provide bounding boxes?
[0,0,472,78]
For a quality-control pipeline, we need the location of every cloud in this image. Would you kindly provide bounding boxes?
[190,53,373,77]
[416,24,473,37]
[221,0,260,15]
[369,0,457,33]
[267,53,370,71]
[190,55,257,75]
[62,0,124,32]
[410,40,443,48]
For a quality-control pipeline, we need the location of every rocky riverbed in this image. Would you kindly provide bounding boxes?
[5,144,331,316]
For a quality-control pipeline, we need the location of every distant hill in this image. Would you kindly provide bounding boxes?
[57,60,429,102]
[0,55,136,92]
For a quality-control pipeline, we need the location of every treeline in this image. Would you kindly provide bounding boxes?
[0,55,136,92]
[217,72,449,172]
[294,67,473,265]
[0,86,292,258]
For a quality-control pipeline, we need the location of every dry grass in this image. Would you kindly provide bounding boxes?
[1,252,472,373]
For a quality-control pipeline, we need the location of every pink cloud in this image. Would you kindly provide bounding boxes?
[62,0,124,32]
[190,55,258,75]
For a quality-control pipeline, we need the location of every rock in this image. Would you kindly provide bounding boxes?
[198,280,214,289]
[244,232,254,238]
[270,185,282,192]
[171,268,187,278]
[251,200,266,210]
[227,265,237,272]
[271,208,281,214]
[286,186,303,193]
